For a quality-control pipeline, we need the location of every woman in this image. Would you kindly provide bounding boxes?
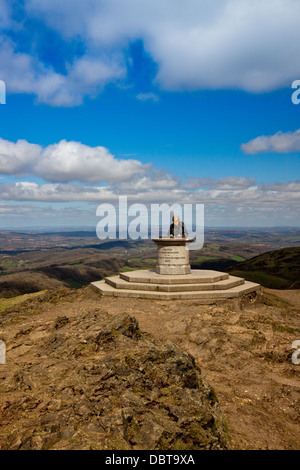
[168,215,188,238]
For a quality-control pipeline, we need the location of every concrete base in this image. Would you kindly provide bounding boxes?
[153,238,194,275]
[91,269,261,301]
[120,269,228,284]
[156,264,191,275]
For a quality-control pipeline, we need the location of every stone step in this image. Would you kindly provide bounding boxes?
[120,269,229,285]
[105,275,245,292]
[91,279,261,300]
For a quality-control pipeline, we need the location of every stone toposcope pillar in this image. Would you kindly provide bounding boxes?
[152,238,195,275]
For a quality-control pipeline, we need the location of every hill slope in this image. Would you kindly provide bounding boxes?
[0,252,126,298]
[228,247,300,289]
[0,288,229,450]
[0,286,299,449]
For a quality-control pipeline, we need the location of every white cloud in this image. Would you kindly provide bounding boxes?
[0,138,149,183]
[0,34,125,106]
[1,170,299,225]
[1,179,299,213]
[0,138,41,175]
[241,129,300,154]
[35,140,148,183]
[0,35,68,106]
[115,170,179,192]
[2,199,298,227]
[136,92,159,102]
[0,0,13,29]
[148,0,300,93]
[183,177,256,190]
[0,203,97,228]
[0,182,115,202]
[0,0,299,105]
[212,177,256,190]
[0,138,298,214]
[23,0,300,96]
[262,181,300,192]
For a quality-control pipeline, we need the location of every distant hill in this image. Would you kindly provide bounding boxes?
[228,247,300,289]
[192,258,238,271]
[0,254,126,298]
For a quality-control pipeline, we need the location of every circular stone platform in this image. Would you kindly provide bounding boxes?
[120,269,228,284]
[91,269,261,301]
[91,238,261,301]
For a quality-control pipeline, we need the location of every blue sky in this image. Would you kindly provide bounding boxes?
[0,0,299,228]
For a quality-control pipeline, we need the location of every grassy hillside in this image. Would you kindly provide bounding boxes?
[0,250,127,298]
[228,247,300,289]
[0,290,47,312]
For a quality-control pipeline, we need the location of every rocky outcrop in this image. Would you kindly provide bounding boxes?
[0,305,229,450]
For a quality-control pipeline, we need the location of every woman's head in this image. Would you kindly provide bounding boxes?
[172,215,180,225]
